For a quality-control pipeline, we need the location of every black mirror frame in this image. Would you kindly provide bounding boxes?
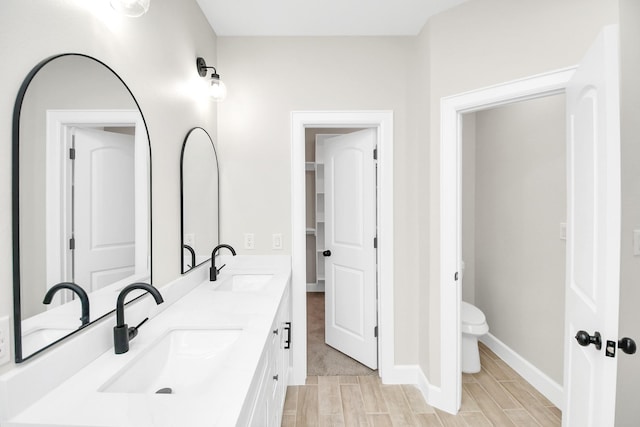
[12,53,153,363]
[179,127,220,274]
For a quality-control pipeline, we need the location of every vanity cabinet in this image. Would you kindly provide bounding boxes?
[238,282,291,426]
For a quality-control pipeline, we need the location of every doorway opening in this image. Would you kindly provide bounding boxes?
[439,26,622,425]
[437,67,576,413]
[305,128,378,376]
[290,111,394,385]
[460,94,566,407]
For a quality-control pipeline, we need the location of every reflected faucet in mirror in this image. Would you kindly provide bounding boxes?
[113,283,163,354]
[183,244,196,270]
[210,244,236,281]
[42,282,90,326]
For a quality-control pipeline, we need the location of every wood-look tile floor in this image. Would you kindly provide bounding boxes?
[283,343,561,426]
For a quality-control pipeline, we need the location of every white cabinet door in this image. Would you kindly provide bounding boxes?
[563,25,621,427]
[246,281,291,426]
[324,129,378,369]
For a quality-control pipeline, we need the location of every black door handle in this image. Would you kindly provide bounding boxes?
[323,250,331,257]
[575,330,602,350]
[618,337,637,355]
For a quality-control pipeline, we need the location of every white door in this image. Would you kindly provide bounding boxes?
[73,127,136,292]
[324,128,378,369]
[563,26,621,427]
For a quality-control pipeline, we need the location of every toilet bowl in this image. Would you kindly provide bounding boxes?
[461,301,489,373]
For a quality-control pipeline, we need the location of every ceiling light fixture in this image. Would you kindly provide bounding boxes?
[110,0,150,17]
[196,57,227,101]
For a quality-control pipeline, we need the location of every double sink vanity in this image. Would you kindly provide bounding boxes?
[2,52,292,425]
[1,255,292,426]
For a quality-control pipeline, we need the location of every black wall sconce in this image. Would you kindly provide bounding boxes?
[197,57,227,101]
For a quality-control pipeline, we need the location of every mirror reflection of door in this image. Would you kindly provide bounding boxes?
[71,127,136,294]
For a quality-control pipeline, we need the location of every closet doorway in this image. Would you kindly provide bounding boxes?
[290,111,394,386]
[305,128,377,376]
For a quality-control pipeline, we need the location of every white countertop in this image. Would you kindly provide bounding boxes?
[5,255,291,427]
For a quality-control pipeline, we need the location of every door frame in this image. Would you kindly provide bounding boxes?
[290,111,394,385]
[45,109,148,300]
[438,67,577,413]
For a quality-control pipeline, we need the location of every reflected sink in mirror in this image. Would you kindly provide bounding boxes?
[22,327,77,356]
[213,274,274,292]
[99,329,242,395]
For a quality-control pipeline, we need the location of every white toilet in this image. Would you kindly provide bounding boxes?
[461,301,489,373]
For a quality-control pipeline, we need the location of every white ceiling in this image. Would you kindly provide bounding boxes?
[195,0,468,36]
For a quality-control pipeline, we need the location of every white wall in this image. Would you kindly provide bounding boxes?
[0,0,218,374]
[217,37,420,364]
[615,0,640,424]
[421,0,618,384]
[464,95,566,384]
[409,22,433,373]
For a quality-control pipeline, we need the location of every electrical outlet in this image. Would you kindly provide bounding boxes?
[184,233,195,247]
[272,233,283,250]
[244,233,255,250]
[0,316,10,366]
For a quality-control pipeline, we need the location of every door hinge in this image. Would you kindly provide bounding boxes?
[374,237,377,248]
[454,272,459,281]
[373,148,377,160]
[69,237,75,250]
[69,147,76,160]
[374,325,378,338]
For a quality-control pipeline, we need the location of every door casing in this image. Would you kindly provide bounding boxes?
[438,67,578,413]
[290,111,394,385]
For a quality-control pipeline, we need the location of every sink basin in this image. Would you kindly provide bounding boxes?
[214,274,273,292]
[99,328,242,395]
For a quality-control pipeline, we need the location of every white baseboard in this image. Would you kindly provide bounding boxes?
[382,364,453,414]
[381,364,419,384]
[480,333,564,410]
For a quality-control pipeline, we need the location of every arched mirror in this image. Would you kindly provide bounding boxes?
[180,127,219,273]
[13,54,151,362]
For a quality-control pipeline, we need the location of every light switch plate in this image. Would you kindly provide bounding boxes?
[244,233,255,250]
[0,316,11,366]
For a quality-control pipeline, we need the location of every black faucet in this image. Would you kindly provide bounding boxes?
[210,244,236,281]
[43,282,90,325]
[113,283,164,354]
